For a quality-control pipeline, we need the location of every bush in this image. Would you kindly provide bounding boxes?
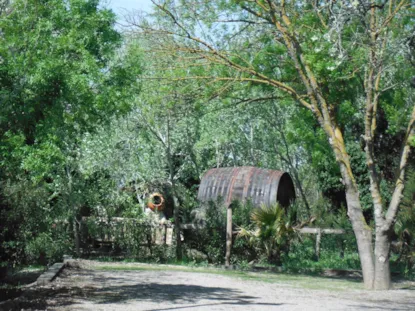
[84,213,177,262]
[25,226,72,265]
[282,235,361,272]
[184,198,226,263]
[231,200,257,263]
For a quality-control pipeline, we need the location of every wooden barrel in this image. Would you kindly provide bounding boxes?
[197,166,296,207]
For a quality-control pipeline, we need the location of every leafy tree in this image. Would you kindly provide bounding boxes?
[0,0,138,264]
[134,78,203,260]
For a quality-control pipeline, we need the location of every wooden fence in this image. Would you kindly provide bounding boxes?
[80,216,348,263]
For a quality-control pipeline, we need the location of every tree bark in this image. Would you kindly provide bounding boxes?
[73,218,81,258]
[319,124,376,288]
[166,111,182,261]
[344,186,375,289]
[371,105,415,289]
[374,229,392,290]
[325,126,375,287]
[289,164,311,214]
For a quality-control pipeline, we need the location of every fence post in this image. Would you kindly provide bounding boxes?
[225,205,233,266]
[315,228,322,261]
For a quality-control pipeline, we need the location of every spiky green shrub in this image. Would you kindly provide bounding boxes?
[238,203,295,264]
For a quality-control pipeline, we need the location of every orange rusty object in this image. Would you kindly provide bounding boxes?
[147,193,165,211]
[197,166,296,208]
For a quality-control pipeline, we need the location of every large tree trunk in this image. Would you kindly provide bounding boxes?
[374,230,392,290]
[334,138,375,288]
[345,188,375,289]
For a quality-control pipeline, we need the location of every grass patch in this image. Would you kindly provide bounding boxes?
[94,263,363,292]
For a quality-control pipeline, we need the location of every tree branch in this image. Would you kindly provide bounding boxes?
[385,104,415,228]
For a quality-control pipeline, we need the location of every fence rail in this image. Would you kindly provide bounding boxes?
[78,217,347,261]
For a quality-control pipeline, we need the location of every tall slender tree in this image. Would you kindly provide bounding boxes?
[135,0,414,289]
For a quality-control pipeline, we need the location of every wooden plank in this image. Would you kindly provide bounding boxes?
[321,228,346,234]
[232,227,346,235]
[297,227,346,234]
[225,205,233,266]
[180,223,205,230]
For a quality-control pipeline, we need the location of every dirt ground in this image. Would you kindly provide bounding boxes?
[7,260,415,311]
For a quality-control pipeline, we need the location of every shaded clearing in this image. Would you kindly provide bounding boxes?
[4,260,414,311]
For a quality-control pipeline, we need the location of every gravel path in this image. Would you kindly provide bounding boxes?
[22,261,415,311]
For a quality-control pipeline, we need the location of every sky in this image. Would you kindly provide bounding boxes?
[105,0,154,16]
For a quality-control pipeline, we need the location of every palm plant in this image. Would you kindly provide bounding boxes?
[238,203,295,264]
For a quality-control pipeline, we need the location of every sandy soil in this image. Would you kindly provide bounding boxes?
[13,261,415,311]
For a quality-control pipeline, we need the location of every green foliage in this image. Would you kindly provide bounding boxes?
[0,0,126,140]
[397,168,415,235]
[238,203,295,264]
[232,200,255,229]
[230,200,257,263]
[0,0,139,267]
[394,168,415,276]
[283,236,361,273]
[25,230,72,265]
[184,199,226,263]
[84,215,176,262]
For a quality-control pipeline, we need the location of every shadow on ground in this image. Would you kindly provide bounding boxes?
[53,282,284,310]
[10,268,285,310]
[7,265,414,311]
[0,269,44,303]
